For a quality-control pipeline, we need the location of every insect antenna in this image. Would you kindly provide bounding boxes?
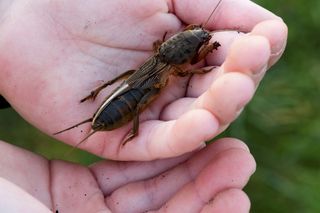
[53,118,93,135]
[203,0,223,28]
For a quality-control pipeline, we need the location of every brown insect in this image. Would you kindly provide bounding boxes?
[54,0,222,146]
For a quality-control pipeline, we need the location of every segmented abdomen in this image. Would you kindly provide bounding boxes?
[93,88,146,131]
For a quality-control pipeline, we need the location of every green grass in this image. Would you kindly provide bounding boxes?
[232,0,320,212]
[1,0,320,212]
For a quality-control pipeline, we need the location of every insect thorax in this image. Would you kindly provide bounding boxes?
[158,29,210,65]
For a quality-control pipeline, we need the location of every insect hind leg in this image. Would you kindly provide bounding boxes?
[122,88,160,145]
[80,69,135,103]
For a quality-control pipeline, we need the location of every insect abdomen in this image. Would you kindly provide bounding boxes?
[93,89,146,131]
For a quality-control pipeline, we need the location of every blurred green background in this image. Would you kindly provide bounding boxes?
[1,0,319,212]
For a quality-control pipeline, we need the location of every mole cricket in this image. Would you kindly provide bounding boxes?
[54,0,223,146]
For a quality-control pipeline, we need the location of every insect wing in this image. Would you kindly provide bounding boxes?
[92,82,130,123]
[126,56,168,89]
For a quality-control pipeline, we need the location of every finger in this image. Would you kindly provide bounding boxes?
[158,30,243,120]
[176,31,245,98]
[249,19,288,67]
[222,35,270,82]
[171,0,281,31]
[0,141,109,212]
[209,30,244,66]
[115,109,218,160]
[161,34,270,122]
[181,30,247,98]
[93,138,247,195]
[161,72,255,127]
[201,189,250,213]
[187,20,286,98]
[50,160,108,213]
[155,147,255,212]
[90,151,195,195]
[105,138,252,212]
[0,140,51,207]
[0,178,51,213]
[195,73,256,127]
[193,35,270,126]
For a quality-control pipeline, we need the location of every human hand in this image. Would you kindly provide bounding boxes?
[0,0,287,160]
[0,138,255,212]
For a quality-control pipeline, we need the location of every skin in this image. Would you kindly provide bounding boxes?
[0,0,287,212]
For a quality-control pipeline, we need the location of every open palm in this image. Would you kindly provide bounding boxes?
[0,0,287,161]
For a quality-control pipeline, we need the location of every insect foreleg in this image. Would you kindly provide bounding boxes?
[80,69,135,103]
[153,32,168,52]
[122,88,160,145]
[191,41,221,65]
[173,67,215,77]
